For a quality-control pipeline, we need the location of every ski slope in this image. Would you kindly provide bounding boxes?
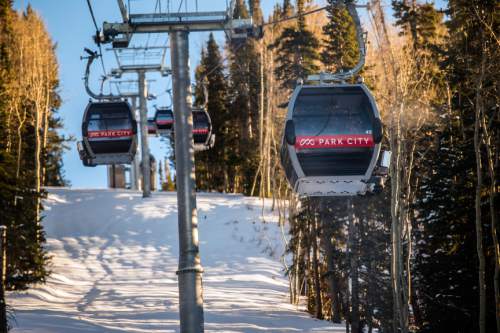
[8,188,339,332]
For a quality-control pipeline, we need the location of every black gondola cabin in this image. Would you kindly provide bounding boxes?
[147,118,158,136]
[154,107,174,136]
[192,108,215,151]
[78,101,137,166]
[280,83,383,196]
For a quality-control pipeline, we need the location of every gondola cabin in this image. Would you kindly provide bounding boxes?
[280,83,384,197]
[78,101,138,166]
[192,108,215,151]
[154,107,174,136]
[147,118,158,136]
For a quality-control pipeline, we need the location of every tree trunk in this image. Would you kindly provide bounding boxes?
[34,101,41,243]
[361,216,374,331]
[482,121,500,333]
[367,259,374,333]
[390,113,403,333]
[294,228,303,305]
[311,202,323,319]
[473,47,487,333]
[345,271,351,333]
[41,66,51,186]
[411,284,423,328]
[348,200,359,333]
[323,229,342,323]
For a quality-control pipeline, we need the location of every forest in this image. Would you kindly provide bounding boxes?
[0,0,69,290]
[192,0,499,332]
[0,0,499,332]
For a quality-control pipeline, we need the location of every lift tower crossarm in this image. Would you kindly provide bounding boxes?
[100,9,257,40]
[103,19,226,35]
[110,46,171,78]
[111,65,171,78]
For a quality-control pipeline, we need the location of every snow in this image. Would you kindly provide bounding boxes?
[8,188,340,332]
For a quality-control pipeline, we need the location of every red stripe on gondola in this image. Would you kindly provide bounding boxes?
[193,129,209,134]
[88,129,133,138]
[295,134,374,150]
[156,120,174,125]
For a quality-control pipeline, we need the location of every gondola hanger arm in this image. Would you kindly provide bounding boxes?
[83,48,122,101]
[302,1,367,84]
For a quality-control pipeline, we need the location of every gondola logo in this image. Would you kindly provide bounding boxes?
[157,120,174,125]
[193,129,209,134]
[296,135,374,149]
[88,130,133,138]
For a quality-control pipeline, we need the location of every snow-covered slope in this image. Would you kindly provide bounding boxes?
[8,188,339,332]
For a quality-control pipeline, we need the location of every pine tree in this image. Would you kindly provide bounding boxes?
[194,33,231,192]
[412,119,480,332]
[233,0,249,19]
[249,0,263,25]
[411,1,499,332]
[44,100,71,187]
[158,160,164,190]
[0,0,14,154]
[272,0,320,92]
[392,0,446,86]
[193,47,210,189]
[225,0,262,194]
[321,0,359,73]
[282,0,294,17]
[0,2,66,291]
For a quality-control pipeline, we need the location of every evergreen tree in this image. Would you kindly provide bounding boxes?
[272,0,320,92]
[233,0,249,19]
[412,118,480,333]
[0,2,66,290]
[321,0,359,73]
[0,0,14,153]
[193,47,210,189]
[160,156,175,191]
[249,0,263,25]
[225,0,262,194]
[392,0,446,85]
[282,0,293,17]
[411,1,498,332]
[194,33,231,192]
[158,160,164,190]
[44,100,71,187]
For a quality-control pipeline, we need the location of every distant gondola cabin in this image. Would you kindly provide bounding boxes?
[154,107,174,136]
[192,108,215,151]
[78,101,138,166]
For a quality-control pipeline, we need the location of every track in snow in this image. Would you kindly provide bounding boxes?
[8,188,340,332]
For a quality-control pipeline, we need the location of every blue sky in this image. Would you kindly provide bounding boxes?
[12,0,299,188]
[12,0,445,188]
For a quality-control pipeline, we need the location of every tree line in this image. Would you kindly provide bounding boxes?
[0,0,70,294]
[191,0,499,332]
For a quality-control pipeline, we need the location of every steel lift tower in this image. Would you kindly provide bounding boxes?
[95,1,260,331]
[82,47,166,197]
[110,78,158,191]
[109,46,170,197]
